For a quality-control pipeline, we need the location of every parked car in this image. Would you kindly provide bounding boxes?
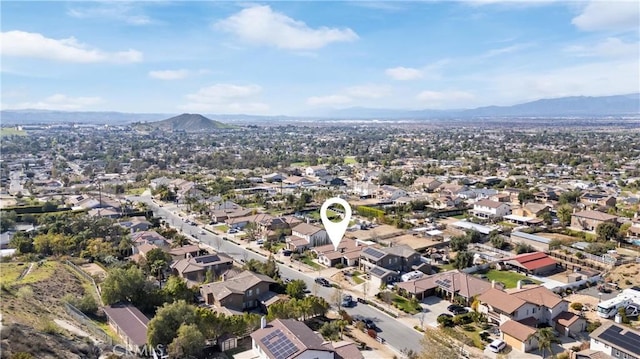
[228,228,238,234]
[447,304,464,313]
[452,307,469,315]
[315,277,331,287]
[362,318,376,330]
[283,250,292,256]
[488,339,506,353]
[256,239,265,245]
[341,295,353,307]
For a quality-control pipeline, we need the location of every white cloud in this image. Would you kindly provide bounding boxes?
[345,85,391,99]
[181,84,269,114]
[0,31,143,63]
[565,37,639,58]
[215,5,358,50]
[385,67,423,81]
[4,94,103,110]
[306,95,353,106]
[572,1,640,32]
[480,43,534,58]
[416,90,475,107]
[149,69,190,80]
[67,3,151,25]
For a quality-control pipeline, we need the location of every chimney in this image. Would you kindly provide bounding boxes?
[260,316,267,329]
[491,280,496,289]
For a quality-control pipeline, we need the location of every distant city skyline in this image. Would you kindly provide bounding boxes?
[1,1,638,115]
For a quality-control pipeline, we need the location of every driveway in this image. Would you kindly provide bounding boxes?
[411,296,451,328]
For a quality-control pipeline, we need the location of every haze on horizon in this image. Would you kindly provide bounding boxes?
[1,0,639,116]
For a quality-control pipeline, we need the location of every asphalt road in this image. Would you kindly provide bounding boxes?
[128,195,424,354]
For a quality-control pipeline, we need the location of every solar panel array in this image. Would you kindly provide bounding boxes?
[363,247,385,259]
[261,329,298,359]
[435,278,452,289]
[370,266,386,276]
[599,325,640,355]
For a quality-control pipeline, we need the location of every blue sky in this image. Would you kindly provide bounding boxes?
[1,1,638,115]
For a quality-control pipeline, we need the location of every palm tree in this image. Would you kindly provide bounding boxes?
[534,327,559,358]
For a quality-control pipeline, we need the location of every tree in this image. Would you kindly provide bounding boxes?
[9,232,33,254]
[142,248,172,281]
[244,222,259,242]
[380,290,394,309]
[164,276,195,303]
[541,211,553,225]
[453,251,473,270]
[449,235,470,252]
[534,327,559,358]
[515,242,535,254]
[101,266,150,306]
[318,321,341,341]
[556,205,572,227]
[168,323,205,359]
[548,239,563,250]
[147,300,198,346]
[518,190,535,205]
[489,231,506,250]
[0,211,17,232]
[596,222,620,242]
[286,279,307,300]
[332,287,344,309]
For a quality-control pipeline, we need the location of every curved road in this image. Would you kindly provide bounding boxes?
[128,195,424,355]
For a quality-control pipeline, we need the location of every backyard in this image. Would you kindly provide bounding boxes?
[484,269,541,288]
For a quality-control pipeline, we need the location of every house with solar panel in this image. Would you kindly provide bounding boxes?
[251,318,363,359]
[580,322,640,359]
[359,245,422,287]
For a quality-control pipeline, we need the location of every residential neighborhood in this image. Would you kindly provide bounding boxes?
[1,122,639,359]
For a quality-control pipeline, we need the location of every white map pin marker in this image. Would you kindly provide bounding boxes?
[320,197,352,251]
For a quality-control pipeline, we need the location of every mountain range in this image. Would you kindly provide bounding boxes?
[1,93,638,125]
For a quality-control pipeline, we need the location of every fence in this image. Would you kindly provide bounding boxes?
[470,243,513,259]
[63,302,113,345]
[65,260,103,305]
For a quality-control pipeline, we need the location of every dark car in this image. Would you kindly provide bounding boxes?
[452,307,469,315]
[447,304,463,313]
[315,277,331,287]
[363,318,377,330]
[283,250,293,256]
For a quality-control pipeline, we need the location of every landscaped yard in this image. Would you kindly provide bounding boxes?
[290,161,309,167]
[392,294,421,314]
[216,224,229,233]
[125,187,146,195]
[299,256,323,270]
[351,271,365,285]
[344,156,358,164]
[484,269,541,288]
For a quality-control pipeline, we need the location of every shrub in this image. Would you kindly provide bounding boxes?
[586,320,602,333]
[437,315,454,327]
[570,302,583,311]
[557,353,569,359]
[335,263,345,269]
[479,331,491,342]
[625,279,632,285]
[367,329,377,338]
[452,313,473,325]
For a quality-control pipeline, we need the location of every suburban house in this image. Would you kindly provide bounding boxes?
[396,270,493,304]
[282,176,313,186]
[512,203,550,218]
[102,303,149,353]
[131,231,170,254]
[571,210,618,233]
[583,322,640,359]
[305,165,329,177]
[199,271,276,314]
[287,223,328,252]
[359,245,421,274]
[509,232,553,252]
[314,238,365,267]
[472,199,511,219]
[534,190,560,203]
[412,176,442,192]
[171,253,234,284]
[251,318,363,359]
[477,285,585,352]
[504,252,559,275]
[212,208,253,224]
[581,193,617,209]
[379,185,407,201]
[167,244,202,261]
[117,217,152,233]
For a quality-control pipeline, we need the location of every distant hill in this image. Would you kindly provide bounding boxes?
[136,113,234,132]
[325,93,640,119]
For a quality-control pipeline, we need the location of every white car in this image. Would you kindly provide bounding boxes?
[488,339,506,353]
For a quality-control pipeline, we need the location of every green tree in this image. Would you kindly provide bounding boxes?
[541,211,553,225]
[453,251,473,270]
[142,248,172,281]
[518,190,535,205]
[286,279,307,300]
[534,327,559,358]
[515,242,535,254]
[318,321,341,341]
[101,266,151,307]
[556,205,572,227]
[9,232,33,254]
[596,222,620,242]
[168,323,205,359]
[489,231,506,250]
[147,300,198,346]
[0,210,17,232]
[449,235,470,252]
[164,276,195,303]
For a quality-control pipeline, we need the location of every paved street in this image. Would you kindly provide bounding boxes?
[128,195,424,354]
